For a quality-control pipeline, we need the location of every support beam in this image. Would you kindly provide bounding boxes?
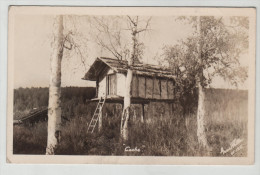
[96,77,99,98]
[133,109,137,122]
[141,103,145,123]
[168,102,172,117]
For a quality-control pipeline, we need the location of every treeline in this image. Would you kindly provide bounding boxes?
[14,87,48,113]
[14,87,96,119]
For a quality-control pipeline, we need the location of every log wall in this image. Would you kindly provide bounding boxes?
[98,72,175,100]
[131,74,175,100]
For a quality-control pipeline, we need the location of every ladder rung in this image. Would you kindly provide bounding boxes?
[87,97,106,134]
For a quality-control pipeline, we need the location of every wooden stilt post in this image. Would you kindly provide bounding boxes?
[133,109,136,122]
[141,103,145,123]
[121,102,124,111]
[168,102,172,117]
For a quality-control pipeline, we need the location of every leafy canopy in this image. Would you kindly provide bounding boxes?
[163,16,249,88]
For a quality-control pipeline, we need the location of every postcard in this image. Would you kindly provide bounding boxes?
[7,6,256,164]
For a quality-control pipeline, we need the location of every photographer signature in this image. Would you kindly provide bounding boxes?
[220,138,243,156]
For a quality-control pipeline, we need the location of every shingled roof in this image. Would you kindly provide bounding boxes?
[83,57,176,81]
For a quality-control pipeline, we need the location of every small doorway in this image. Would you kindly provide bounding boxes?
[107,74,117,95]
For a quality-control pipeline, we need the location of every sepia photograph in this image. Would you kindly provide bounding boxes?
[7,6,256,164]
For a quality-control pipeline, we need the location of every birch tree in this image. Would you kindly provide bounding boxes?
[46,15,64,155]
[120,16,151,141]
[90,16,151,141]
[163,16,249,149]
[196,16,208,148]
[46,15,88,155]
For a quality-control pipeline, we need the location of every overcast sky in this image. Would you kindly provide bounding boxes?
[13,14,248,89]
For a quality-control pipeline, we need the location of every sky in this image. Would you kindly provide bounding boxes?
[13,14,248,89]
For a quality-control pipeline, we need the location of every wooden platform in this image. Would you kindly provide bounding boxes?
[15,107,48,125]
[89,95,175,104]
[14,107,69,125]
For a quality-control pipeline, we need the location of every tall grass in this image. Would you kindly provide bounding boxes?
[13,121,47,154]
[13,89,248,156]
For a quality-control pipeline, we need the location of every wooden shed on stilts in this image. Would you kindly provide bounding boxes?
[83,57,176,133]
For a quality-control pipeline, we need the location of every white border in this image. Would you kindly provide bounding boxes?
[0,0,260,175]
[6,6,256,165]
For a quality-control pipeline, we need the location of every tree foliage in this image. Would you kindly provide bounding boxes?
[162,16,249,113]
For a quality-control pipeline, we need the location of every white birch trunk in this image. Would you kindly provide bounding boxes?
[46,15,64,155]
[197,82,208,148]
[120,68,133,141]
[120,20,137,141]
[98,107,102,132]
[196,16,209,149]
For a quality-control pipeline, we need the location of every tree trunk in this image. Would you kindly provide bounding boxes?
[46,15,64,155]
[120,18,138,141]
[196,81,208,148]
[98,106,102,132]
[196,16,209,149]
[120,68,133,141]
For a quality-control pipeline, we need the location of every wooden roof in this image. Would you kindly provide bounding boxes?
[83,57,176,81]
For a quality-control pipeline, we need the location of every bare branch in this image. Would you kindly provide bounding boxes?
[64,44,72,50]
[136,17,152,34]
[127,15,136,26]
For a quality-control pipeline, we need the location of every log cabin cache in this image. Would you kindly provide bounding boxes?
[83,57,176,103]
[83,57,177,132]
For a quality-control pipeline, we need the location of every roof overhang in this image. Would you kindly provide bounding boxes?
[82,58,112,81]
[83,57,176,81]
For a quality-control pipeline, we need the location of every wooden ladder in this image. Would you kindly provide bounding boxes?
[87,97,106,133]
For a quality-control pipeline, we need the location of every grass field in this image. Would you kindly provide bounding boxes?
[13,88,248,156]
